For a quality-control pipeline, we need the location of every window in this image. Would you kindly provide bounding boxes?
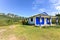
[48,18,50,22]
[47,18,50,24]
[31,18,33,22]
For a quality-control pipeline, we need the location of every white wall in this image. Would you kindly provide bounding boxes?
[28,16,52,26]
[28,16,40,25]
[28,17,36,24]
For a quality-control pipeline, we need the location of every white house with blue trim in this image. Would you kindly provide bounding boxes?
[28,12,58,26]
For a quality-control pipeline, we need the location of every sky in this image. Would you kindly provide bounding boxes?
[0,0,60,17]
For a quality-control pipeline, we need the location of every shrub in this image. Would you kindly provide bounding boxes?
[6,19,14,25]
[22,19,28,25]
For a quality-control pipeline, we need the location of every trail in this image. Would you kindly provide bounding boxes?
[0,25,26,40]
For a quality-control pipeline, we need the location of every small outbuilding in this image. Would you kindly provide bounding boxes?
[27,12,58,26]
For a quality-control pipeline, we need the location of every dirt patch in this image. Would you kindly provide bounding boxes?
[0,29,6,33]
[19,36,26,40]
[7,34,18,40]
[9,25,16,29]
[0,29,7,40]
[0,25,26,40]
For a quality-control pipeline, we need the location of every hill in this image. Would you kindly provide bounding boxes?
[0,13,24,26]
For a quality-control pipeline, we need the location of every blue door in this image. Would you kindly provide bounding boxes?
[40,17,44,25]
[36,17,40,25]
[46,18,50,24]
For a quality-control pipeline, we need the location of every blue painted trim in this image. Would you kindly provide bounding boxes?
[36,16,44,26]
[46,18,50,24]
[40,16,44,26]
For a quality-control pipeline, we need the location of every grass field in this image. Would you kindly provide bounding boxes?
[0,24,60,40]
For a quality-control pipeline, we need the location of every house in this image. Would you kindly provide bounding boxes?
[28,12,58,26]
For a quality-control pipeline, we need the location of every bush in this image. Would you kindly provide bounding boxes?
[0,20,8,26]
[22,19,28,25]
[6,19,14,25]
[52,18,56,24]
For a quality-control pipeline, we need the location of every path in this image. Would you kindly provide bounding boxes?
[0,25,26,40]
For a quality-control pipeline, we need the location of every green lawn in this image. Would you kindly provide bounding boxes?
[0,24,60,40]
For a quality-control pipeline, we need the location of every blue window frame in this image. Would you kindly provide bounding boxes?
[46,18,50,24]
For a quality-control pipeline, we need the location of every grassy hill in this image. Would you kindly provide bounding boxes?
[0,13,24,26]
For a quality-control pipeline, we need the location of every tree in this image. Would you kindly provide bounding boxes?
[56,14,60,24]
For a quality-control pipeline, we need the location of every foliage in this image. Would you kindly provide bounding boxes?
[52,18,56,24]
[0,13,25,26]
[56,14,60,16]
[21,19,28,25]
[56,14,60,24]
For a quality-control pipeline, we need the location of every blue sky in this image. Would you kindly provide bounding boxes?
[0,0,60,17]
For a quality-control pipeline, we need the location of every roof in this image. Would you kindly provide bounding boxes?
[29,12,49,18]
[29,12,58,18]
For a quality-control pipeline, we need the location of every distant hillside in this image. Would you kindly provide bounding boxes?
[0,13,25,20]
[0,13,25,26]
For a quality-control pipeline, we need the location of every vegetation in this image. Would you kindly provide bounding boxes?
[0,13,60,26]
[52,18,56,24]
[56,14,60,24]
[0,13,25,26]
[0,13,60,40]
[0,24,60,40]
[22,19,28,25]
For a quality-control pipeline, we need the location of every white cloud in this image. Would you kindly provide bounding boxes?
[49,0,60,11]
[55,6,60,10]
[32,0,44,10]
[32,0,60,16]
[48,12,57,16]
[38,9,58,16]
[38,8,46,12]
[32,0,49,15]
[49,0,60,5]
[32,4,37,10]
[49,0,57,4]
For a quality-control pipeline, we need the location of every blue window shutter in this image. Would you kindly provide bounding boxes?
[40,17,44,24]
[36,17,40,25]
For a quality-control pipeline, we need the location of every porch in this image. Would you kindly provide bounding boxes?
[35,16,58,26]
